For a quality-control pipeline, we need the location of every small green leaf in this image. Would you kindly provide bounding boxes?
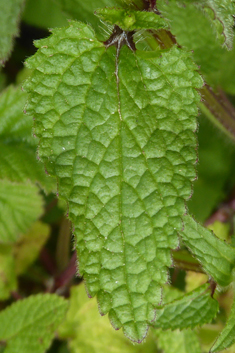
[156,329,202,353]
[0,86,55,192]
[157,0,225,80]
[180,215,235,286]
[210,285,235,352]
[0,294,68,353]
[0,244,17,300]
[58,284,158,353]
[95,8,168,31]
[24,21,202,342]
[0,86,34,145]
[0,85,54,246]
[14,221,50,275]
[204,0,235,49]
[152,284,219,330]
[0,0,25,64]
[158,1,235,93]
[0,180,43,244]
[206,37,235,95]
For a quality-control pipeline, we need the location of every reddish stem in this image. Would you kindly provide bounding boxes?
[143,0,157,10]
[39,248,57,275]
[53,252,77,291]
[11,291,23,301]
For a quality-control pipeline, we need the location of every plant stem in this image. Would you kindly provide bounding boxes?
[56,217,71,272]
[200,85,235,142]
[11,291,23,300]
[53,252,77,292]
[39,248,57,275]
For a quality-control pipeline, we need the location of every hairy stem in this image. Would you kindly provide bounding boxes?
[200,85,235,142]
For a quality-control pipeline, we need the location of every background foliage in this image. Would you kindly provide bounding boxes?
[1,0,235,352]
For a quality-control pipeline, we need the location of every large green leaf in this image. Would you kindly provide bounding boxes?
[0,0,25,64]
[152,284,219,330]
[180,215,235,286]
[0,294,68,353]
[24,21,202,341]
